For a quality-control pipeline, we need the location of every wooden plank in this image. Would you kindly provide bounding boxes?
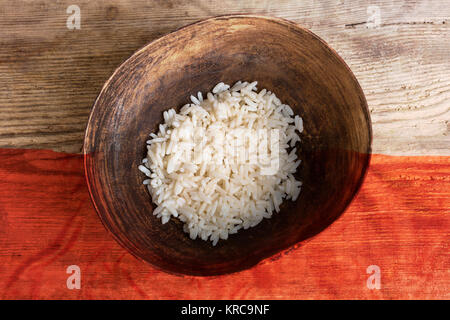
[0,0,449,154]
[0,148,448,299]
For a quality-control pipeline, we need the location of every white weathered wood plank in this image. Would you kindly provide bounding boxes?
[0,0,448,154]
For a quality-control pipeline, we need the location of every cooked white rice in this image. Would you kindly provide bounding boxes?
[139,81,303,246]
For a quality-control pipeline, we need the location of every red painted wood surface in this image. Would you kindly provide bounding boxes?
[0,148,448,299]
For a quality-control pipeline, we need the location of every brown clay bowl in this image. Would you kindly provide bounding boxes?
[84,15,372,276]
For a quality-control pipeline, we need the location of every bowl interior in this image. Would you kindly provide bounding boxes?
[84,16,372,276]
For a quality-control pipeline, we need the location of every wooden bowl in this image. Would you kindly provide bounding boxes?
[84,15,372,276]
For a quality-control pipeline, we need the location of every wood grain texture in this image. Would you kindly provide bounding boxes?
[0,148,448,299]
[0,0,449,155]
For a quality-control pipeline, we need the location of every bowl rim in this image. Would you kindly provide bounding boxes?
[83,14,373,276]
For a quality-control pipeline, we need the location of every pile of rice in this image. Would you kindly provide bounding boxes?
[138,81,303,245]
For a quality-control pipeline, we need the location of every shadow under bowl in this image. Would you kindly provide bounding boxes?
[84,15,372,276]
